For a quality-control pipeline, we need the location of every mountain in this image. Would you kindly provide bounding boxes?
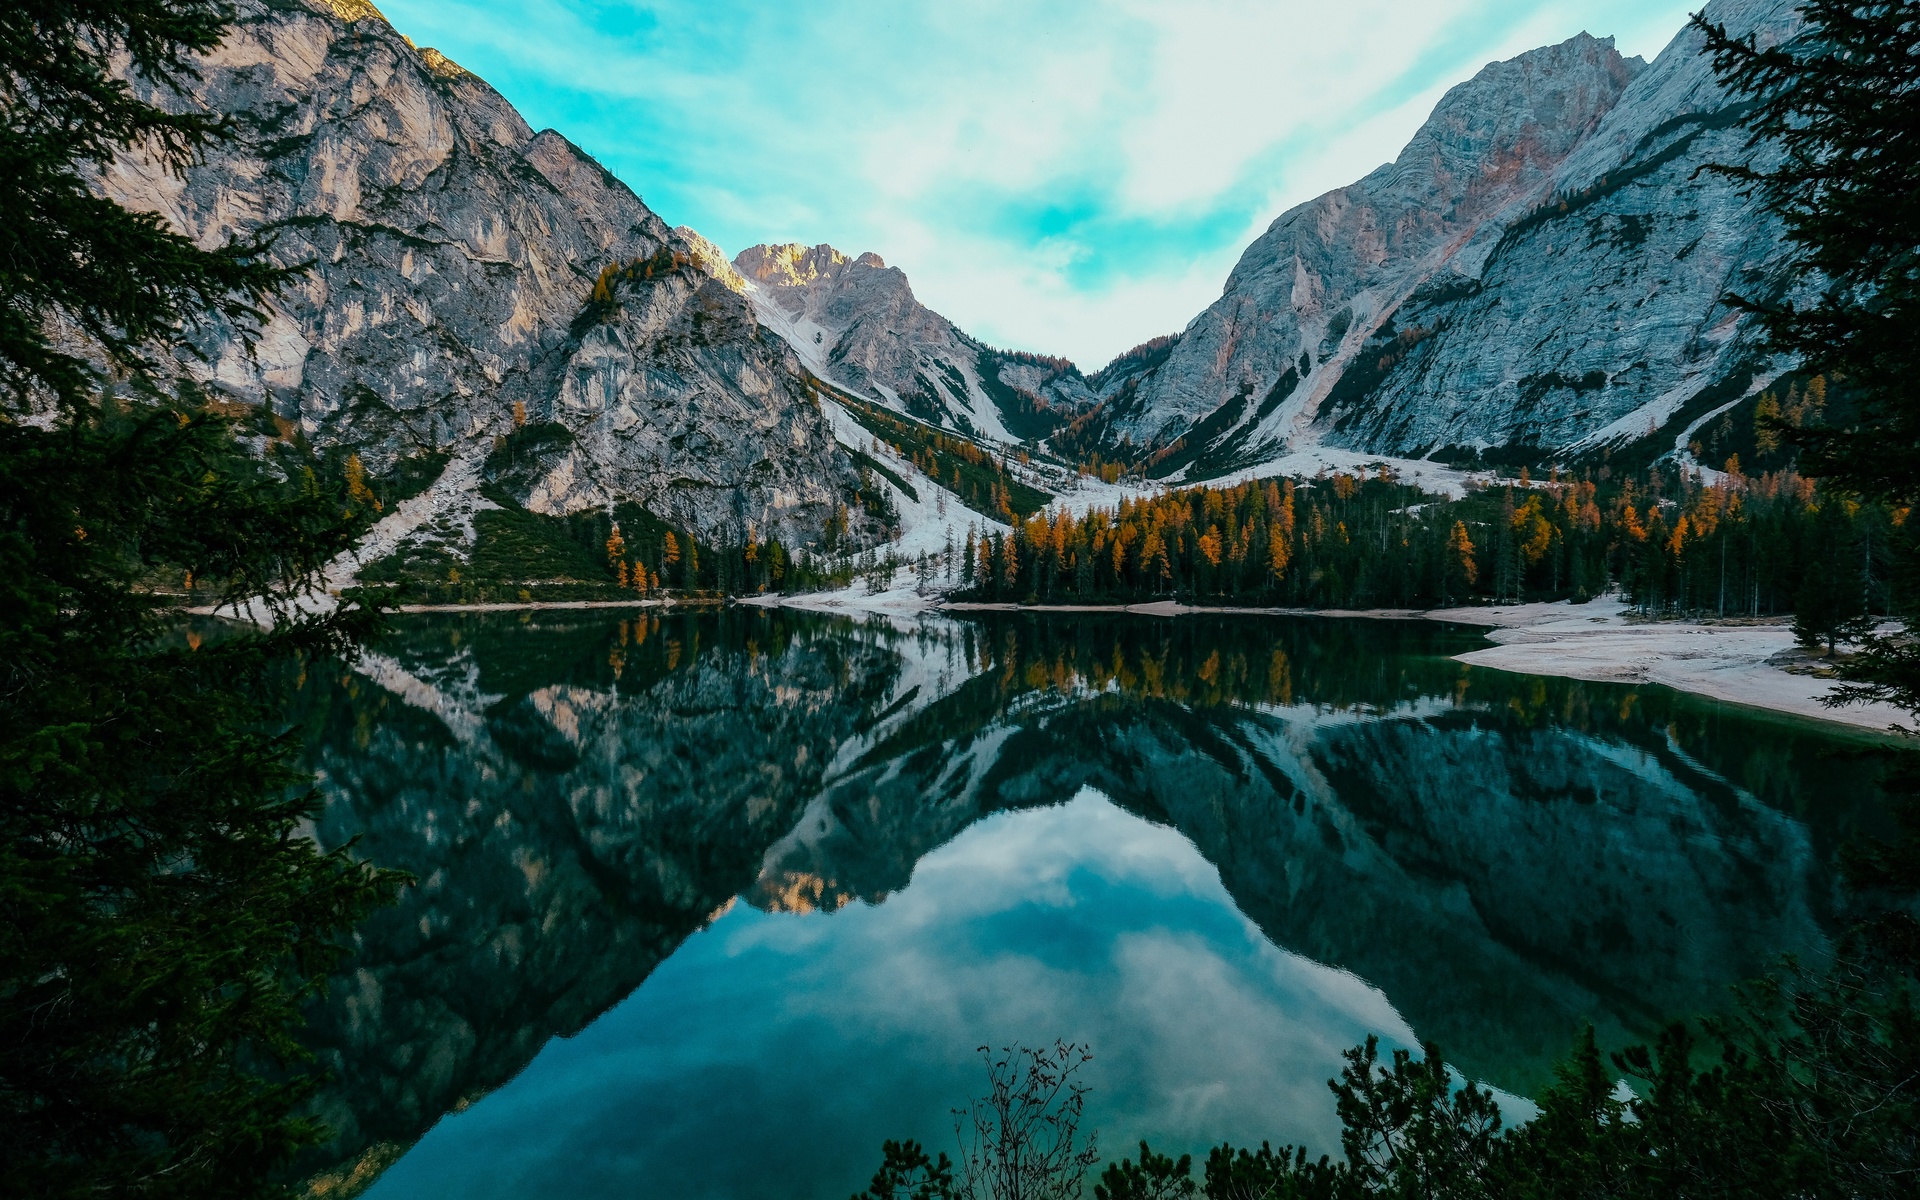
[727,0,1801,487]
[734,243,1097,441]
[1075,0,1801,477]
[96,0,1808,563]
[100,0,866,549]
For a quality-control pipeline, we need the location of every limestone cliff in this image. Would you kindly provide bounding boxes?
[1083,0,1803,475]
[103,0,861,546]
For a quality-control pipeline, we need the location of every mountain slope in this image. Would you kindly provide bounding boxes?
[102,0,862,547]
[1085,0,1801,477]
[735,243,1096,442]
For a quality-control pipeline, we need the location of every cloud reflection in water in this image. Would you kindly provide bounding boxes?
[366,789,1469,1200]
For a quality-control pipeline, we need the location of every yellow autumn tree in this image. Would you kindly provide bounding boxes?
[1197,525,1223,567]
[1447,520,1477,589]
[605,524,626,574]
[1268,524,1291,581]
[343,453,381,514]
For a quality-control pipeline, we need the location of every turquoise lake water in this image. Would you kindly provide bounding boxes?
[293,608,1891,1199]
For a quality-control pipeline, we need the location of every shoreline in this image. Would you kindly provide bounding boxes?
[226,588,1906,736]
[805,591,1912,735]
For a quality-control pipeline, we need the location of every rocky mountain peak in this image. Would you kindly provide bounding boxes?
[732,241,1096,442]
[98,0,867,555]
[674,226,748,294]
[735,242,897,293]
[1107,31,1644,452]
[1048,5,1801,480]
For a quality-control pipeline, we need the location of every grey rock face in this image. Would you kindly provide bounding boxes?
[101,0,858,544]
[1314,0,1802,461]
[1095,31,1644,456]
[734,242,1096,441]
[1089,0,1802,474]
[531,260,853,538]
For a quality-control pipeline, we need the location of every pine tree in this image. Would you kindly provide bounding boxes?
[0,3,401,1195]
[1697,3,1920,504]
[1444,521,1477,604]
[1795,500,1874,656]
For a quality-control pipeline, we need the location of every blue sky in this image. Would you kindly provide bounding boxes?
[376,0,1701,369]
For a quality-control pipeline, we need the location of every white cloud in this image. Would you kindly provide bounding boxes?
[379,0,1702,367]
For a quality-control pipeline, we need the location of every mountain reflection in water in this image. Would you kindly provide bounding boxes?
[294,608,1890,1199]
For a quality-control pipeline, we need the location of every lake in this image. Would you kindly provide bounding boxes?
[293,607,1892,1199]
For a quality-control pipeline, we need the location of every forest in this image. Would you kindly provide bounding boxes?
[948,450,1906,651]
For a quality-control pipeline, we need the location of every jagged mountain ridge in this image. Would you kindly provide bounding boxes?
[102,0,864,546]
[732,0,1800,485]
[734,242,1097,442]
[1089,0,1801,475]
[104,0,1807,555]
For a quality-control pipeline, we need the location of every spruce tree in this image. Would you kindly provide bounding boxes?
[1696,3,1920,715]
[1,3,399,1197]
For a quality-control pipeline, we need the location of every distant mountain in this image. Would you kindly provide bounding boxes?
[1082,0,1802,478]
[102,0,868,549]
[734,243,1097,441]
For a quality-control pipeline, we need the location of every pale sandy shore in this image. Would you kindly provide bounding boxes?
[1421,597,1908,734]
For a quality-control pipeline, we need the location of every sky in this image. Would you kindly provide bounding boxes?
[375,0,1702,370]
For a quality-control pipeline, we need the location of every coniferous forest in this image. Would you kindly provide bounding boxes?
[953,453,1906,634]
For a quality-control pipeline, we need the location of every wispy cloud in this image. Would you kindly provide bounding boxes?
[376,0,1700,367]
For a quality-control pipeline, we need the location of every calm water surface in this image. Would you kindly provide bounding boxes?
[293,608,1893,1200]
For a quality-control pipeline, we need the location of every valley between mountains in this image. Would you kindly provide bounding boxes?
[118,0,1865,725]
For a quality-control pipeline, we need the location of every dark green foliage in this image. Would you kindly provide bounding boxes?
[856,1140,957,1200]
[469,488,615,583]
[482,420,574,495]
[1792,501,1874,655]
[956,466,1898,618]
[1695,2,1920,507]
[974,349,1081,441]
[851,446,917,503]
[360,486,849,602]
[870,969,1916,1200]
[0,393,407,1199]
[372,447,450,510]
[1096,1143,1193,1200]
[1205,1143,1344,1200]
[0,0,292,413]
[1698,3,1920,958]
[1333,1037,1503,1197]
[1,4,404,1195]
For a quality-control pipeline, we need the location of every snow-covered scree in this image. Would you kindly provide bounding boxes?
[323,439,496,593]
[820,397,1007,556]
